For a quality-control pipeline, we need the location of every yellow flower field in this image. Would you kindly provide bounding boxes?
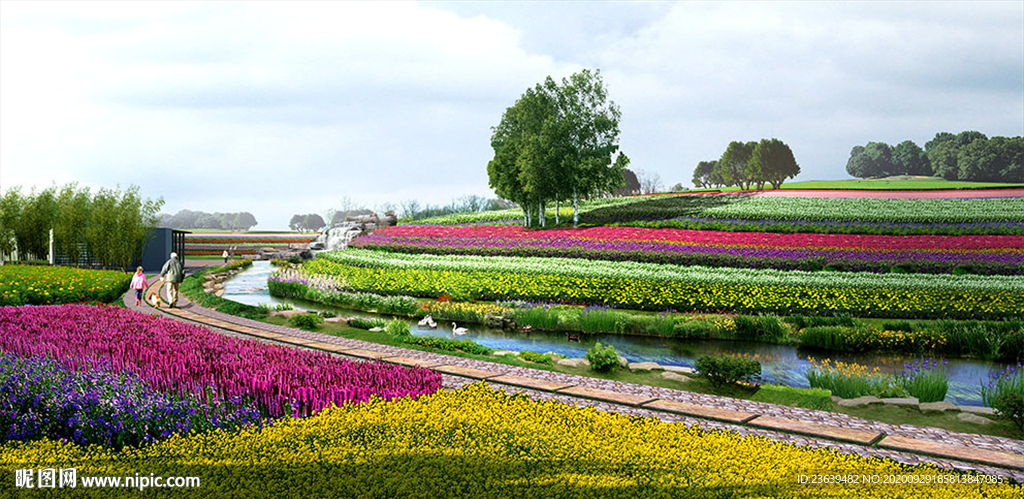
[301,259,1022,319]
[0,265,130,306]
[1,384,1018,498]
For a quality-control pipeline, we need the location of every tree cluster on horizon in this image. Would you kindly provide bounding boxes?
[487,69,628,227]
[846,132,1023,183]
[289,213,326,233]
[692,139,801,190]
[158,210,258,231]
[1,183,163,270]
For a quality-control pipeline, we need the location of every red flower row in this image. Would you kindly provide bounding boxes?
[383,225,1022,251]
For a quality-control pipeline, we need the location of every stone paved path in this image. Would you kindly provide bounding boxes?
[128,276,1024,481]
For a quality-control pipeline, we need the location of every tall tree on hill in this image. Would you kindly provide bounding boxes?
[845,142,894,178]
[488,69,624,227]
[750,138,800,189]
[717,141,756,189]
[892,140,931,176]
[303,214,326,232]
[691,160,716,189]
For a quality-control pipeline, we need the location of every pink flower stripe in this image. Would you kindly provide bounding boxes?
[0,305,441,418]
[381,225,1023,251]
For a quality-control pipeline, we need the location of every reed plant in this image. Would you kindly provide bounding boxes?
[732,315,789,342]
[805,358,901,399]
[981,363,1024,432]
[897,358,949,403]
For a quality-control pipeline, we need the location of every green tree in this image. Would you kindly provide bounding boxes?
[549,69,624,225]
[615,168,640,196]
[928,141,960,180]
[862,142,894,177]
[717,141,756,189]
[1001,137,1024,183]
[692,160,716,189]
[845,145,868,178]
[0,188,24,261]
[892,140,931,176]
[86,188,118,268]
[54,183,91,265]
[750,138,800,189]
[19,186,58,259]
[487,90,537,226]
[845,142,894,178]
[303,214,326,232]
[488,69,623,227]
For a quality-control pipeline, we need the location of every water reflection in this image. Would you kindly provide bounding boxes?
[223,261,1009,406]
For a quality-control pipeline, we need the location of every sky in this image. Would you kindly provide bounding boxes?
[1,1,1022,231]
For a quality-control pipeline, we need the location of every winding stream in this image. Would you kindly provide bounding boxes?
[223,261,1011,406]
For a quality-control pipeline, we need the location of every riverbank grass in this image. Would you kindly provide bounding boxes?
[257,315,1023,439]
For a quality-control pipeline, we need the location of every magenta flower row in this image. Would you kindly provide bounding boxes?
[0,305,441,418]
[374,224,1024,250]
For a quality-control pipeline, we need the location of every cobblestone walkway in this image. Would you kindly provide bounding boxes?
[127,277,1024,481]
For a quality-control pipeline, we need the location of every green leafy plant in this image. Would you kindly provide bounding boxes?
[518,351,554,366]
[897,358,948,403]
[289,313,324,331]
[981,363,1024,433]
[385,319,411,338]
[695,355,761,389]
[733,315,788,342]
[348,317,388,330]
[805,358,902,399]
[586,342,620,373]
[751,384,832,410]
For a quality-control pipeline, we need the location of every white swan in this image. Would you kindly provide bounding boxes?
[418,314,434,327]
[452,322,469,336]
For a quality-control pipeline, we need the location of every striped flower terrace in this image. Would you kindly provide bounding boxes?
[353,225,1024,275]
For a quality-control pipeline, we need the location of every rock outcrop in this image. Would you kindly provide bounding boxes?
[309,211,398,253]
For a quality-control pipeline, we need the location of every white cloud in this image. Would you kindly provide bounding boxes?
[1,1,1021,229]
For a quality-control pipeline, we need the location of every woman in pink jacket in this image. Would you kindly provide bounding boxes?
[130,266,148,307]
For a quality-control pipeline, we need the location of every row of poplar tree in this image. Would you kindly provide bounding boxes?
[0,183,163,270]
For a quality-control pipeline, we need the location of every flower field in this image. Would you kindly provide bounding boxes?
[2,383,1020,498]
[1,353,263,449]
[0,265,130,306]
[696,197,1024,224]
[354,224,1024,274]
[583,196,1024,232]
[301,249,1023,319]
[0,305,441,417]
[183,233,316,257]
[410,195,1024,235]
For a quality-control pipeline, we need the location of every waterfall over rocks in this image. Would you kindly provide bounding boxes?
[309,211,397,253]
[309,223,363,252]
